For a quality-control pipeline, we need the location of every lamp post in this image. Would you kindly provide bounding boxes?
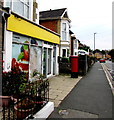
[94,33,97,61]
[94,33,97,51]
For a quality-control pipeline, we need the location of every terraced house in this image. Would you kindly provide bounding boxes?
[2,0,60,79]
[39,8,79,58]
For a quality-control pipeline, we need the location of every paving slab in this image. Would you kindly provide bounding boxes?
[49,75,82,107]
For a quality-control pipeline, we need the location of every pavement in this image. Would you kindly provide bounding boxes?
[48,62,113,119]
[49,75,82,107]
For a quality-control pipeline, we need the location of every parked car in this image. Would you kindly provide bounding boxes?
[99,59,106,63]
[108,58,112,61]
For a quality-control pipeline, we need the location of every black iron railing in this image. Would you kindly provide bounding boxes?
[1,79,49,120]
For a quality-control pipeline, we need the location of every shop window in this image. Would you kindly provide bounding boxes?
[12,34,43,80]
[30,46,42,77]
[12,43,29,73]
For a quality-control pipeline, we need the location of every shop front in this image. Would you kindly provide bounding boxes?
[3,13,60,79]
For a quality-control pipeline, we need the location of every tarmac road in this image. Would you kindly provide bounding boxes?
[48,62,113,119]
[105,61,114,81]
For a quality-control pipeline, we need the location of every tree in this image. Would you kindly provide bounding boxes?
[108,49,114,59]
[93,49,101,54]
[101,50,106,58]
[78,44,90,52]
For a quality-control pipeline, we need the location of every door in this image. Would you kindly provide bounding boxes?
[43,47,53,77]
[48,49,51,75]
[43,48,47,77]
[53,47,56,75]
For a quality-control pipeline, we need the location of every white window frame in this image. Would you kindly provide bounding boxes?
[43,44,53,78]
[62,23,67,40]
[4,0,32,20]
[74,39,77,49]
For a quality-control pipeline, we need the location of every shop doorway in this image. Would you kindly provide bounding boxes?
[43,47,53,78]
[53,47,56,75]
[43,48,47,77]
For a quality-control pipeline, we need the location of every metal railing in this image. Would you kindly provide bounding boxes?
[1,79,49,120]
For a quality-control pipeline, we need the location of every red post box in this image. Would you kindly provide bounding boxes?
[70,56,78,78]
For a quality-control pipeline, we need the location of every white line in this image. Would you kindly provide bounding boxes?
[104,70,113,90]
[101,63,114,95]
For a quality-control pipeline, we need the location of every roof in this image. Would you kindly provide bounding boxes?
[69,30,74,34]
[39,8,70,21]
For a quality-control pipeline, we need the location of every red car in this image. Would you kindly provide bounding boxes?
[99,59,106,63]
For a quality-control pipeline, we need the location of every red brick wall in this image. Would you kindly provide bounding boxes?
[40,20,58,33]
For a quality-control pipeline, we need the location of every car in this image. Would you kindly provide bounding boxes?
[99,59,106,63]
[108,58,112,61]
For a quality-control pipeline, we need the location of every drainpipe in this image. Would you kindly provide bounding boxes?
[2,7,11,72]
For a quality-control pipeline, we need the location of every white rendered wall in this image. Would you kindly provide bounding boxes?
[35,0,39,24]
[55,45,59,75]
[3,29,12,72]
[29,0,33,21]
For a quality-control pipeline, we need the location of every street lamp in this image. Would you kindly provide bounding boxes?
[94,33,97,51]
[94,33,97,61]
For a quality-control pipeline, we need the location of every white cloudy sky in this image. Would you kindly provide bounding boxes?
[39,0,113,50]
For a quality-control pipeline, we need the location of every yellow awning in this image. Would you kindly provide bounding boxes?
[7,14,60,44]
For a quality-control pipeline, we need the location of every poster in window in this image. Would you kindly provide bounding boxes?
[12,42,29,73]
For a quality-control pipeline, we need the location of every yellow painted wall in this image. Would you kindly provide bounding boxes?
[7,14,60,44]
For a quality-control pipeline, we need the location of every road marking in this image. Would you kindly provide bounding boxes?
[101,63,114,95]
[98,69,103,71]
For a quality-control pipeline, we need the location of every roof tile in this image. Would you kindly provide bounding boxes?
[39,8,67,19]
